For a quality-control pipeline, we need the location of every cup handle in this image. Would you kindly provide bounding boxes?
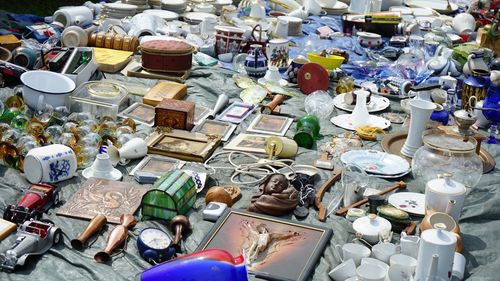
[334,244,344,262]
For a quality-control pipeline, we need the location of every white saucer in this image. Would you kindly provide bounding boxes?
[333,93,390,113]
[330,114,391,130]
[258,78,288,87]
[82,166,122,181]
[388,192,426,216]
[143,9,179,21]
[182,12,217,24]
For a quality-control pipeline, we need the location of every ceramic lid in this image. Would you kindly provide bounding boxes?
[427,173,466,195]
[357,32,381,39]
[422,130,476,153]
[421,224,457,246]
[352,214,392,237]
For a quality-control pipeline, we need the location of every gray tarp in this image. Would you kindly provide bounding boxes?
[0,66,498,280]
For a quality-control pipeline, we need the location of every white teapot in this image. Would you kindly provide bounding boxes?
[425,173,466,221]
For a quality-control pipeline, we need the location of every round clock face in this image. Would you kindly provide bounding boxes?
[139,228,171,250]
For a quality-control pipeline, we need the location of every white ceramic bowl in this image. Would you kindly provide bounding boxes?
[20,70,76,110]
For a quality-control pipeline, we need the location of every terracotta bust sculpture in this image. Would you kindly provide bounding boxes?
[248,173,298,216]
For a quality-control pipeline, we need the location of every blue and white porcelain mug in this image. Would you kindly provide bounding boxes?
[23,144,77,184]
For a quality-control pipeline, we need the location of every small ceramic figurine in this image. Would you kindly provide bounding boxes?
[248,173,298,216]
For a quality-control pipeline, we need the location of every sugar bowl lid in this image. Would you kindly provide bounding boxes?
[352,214,392,237]
[427,173,466,195]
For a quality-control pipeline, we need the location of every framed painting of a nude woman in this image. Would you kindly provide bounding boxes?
[197,209,332,281]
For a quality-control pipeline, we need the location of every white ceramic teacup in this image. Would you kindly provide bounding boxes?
[274,18,289,39]
[328,259,357,281]
[386,264,414,281]
[400,233,420,259]
[335,243,371,266]
[372,243,399,264]
[389,254,418,276]
[356,263,387,281]
[250,2,266,19]
[361,257,389,272]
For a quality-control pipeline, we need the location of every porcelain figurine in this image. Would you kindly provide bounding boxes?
[244,44,267,78]
[248,173,298,216]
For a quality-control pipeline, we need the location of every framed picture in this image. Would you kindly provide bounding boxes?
[217,102,254,124]
[192,119,237,142]
[129,155,185,176]
[118,102,156,126]
[197,209,332,281]
[246,114,293,136]
[223,133,271,154]
[194,105,211,125]
[146,129,221,162]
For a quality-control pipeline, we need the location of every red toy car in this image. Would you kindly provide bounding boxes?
[3,183,60,224]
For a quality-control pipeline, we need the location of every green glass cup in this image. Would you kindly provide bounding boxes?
[294,114,320,149]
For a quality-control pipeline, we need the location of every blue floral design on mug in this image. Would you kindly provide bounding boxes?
[49,160,71,182]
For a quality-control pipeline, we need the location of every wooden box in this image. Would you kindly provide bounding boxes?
[140,40,194,72]
[141,170,196,221]
[155,98,195,130]
[143,81,187,106]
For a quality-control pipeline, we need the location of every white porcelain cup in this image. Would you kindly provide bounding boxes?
[386,264,413,281]
[389,254,418,276]
[372,243,399,264]
[53,6,93,27]
[274,18,289,39]
[24,144,77,184]
[453,252,466,280]
[335,243,371,266]
[107,138,148,166]
[349,0,369,14]
[356,263,387,281]
[452,13,476,34]
[361,257,389,272]
[329,259,357,281]
[200,17,217,36]
[400,234,420,259]
[250,2,266,19]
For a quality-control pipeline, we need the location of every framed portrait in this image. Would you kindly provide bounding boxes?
[197,209,332,281]
[223,133,271,154]
[146,129,221,162]
[194,105,211,125]
[129,155,185,177]
[246,114,293,136]
[217,102,254,124]
[118,102,156,126]
[192,119,237,142]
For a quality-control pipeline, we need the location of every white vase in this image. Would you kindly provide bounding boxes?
[351,90,370,129]
[401,99,436,158]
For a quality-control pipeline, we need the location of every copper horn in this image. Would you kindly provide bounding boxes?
[71,214,107,250]
[94,214,137,263]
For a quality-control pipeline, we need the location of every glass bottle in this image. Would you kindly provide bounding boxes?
[294,114,320,149]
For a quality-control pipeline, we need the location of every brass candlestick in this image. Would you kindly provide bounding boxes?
[170,215,190,250]
[94,214,137,263]
[71,214,107,250]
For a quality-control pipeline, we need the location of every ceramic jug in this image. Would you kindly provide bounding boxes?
[415,226,456,281]
[351,89,370,129]
[244,44,267,78]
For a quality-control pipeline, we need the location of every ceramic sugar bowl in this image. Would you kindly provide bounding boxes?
[425,173,467,221]
[352,214,392,244]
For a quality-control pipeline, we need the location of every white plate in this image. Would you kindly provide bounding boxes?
[330,114,391,131]
[340,150,410,175]
[333,93,390,113]
[405,0,458,14]
[388,192,426,216]
[143,9,179,21]
[104,3,138,10]
[182,12,217,23]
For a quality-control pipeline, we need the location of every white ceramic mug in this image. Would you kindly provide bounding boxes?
[274,18,289,39]
[400,233,420,259]
[356,263,387,281]
[390,254,418,276]
[266,38,289,69]
[24,144,77,184]
[386,264,413,281]
[453,252,466,280]
[335,243,371,266]
[371,243,399,264]
[361,257,389,271]
[328,259,357,281]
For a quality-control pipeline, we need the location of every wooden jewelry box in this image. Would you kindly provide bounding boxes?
[155,98,195,130]
[143,81,187,106]
[140,40,194,72]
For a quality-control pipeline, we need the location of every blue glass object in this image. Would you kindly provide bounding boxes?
[483,80,500,144]
[141,249,248,281]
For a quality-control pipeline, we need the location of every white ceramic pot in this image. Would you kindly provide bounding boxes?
[20,70,76,110]
[415,227,457,281]
[23,144,77,184]
[425,174,466,221]
[53,6,93,27]
[352,214,392,244]
[357,32,382,48]
[452,13,476,34]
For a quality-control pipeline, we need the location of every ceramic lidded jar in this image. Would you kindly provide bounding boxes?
[412,129,483,188]
[23,144,77,184]
[244,44,267,78]
[352,214,392,244]
[425,174,467,221]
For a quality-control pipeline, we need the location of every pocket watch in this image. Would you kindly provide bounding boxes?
[136,228,175,264]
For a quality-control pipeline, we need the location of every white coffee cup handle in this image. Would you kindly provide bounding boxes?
[334,244,344,262]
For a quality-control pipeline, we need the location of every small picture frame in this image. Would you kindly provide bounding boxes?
[146,129,221,162]
[223,133,271,154]
[192,119,237,142]
[217,102,254,124]
[194,105,211,125]
[246,114,293,136]
[129,155,185,177]
[197,209,332,281]
[118,102,156,126]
